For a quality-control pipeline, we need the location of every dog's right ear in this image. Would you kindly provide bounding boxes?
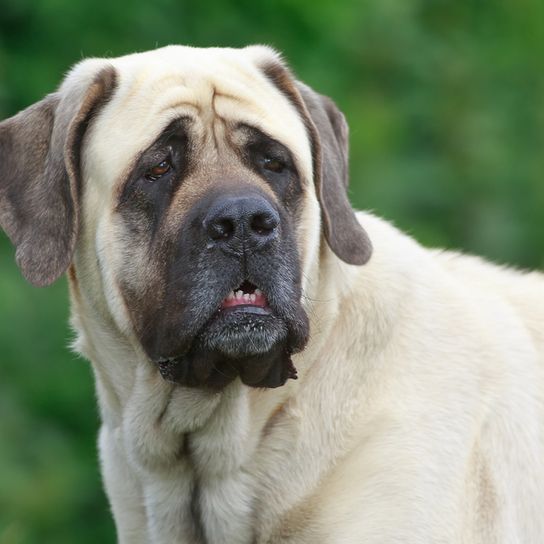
[0,63,116,286]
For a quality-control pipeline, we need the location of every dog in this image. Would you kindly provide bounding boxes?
[1,45,543,544]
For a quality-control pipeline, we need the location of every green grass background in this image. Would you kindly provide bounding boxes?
[1,0,543,542]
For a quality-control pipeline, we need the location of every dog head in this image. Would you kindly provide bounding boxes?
[0,46,371,389]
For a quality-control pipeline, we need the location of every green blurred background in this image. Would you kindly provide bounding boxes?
[1,0,543,542]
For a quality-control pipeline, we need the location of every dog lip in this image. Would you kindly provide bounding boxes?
[218,305,271,316]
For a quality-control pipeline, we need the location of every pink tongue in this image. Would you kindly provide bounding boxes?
[221,291,268,309]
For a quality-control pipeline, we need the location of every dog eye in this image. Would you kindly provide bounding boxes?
[145,159,171,182]
[262,156,285,174]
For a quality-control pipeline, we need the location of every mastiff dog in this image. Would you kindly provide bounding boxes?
[1,45,543,544]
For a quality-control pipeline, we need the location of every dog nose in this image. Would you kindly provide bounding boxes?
[203,195,280,250]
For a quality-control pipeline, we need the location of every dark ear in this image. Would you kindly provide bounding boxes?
[260,60,372,265]
[0,65,116,286]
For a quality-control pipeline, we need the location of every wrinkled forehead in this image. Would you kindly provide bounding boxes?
[85,46,313,185]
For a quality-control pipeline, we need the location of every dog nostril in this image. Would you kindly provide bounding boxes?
[250,212,278,236]
[208,218,235,240]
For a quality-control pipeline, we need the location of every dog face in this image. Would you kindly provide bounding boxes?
[0,46,372,389]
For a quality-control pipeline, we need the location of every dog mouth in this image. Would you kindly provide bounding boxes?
[154,279,301,389]
[220,281,270,312]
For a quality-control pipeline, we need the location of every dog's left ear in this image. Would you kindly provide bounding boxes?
[258,52,372,265]
[0,62,116,286]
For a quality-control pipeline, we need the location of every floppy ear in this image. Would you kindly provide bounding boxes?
[0,64,116,286]
[259,57,372,265]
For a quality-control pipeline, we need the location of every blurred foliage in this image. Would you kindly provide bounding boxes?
[1,0,543,542]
